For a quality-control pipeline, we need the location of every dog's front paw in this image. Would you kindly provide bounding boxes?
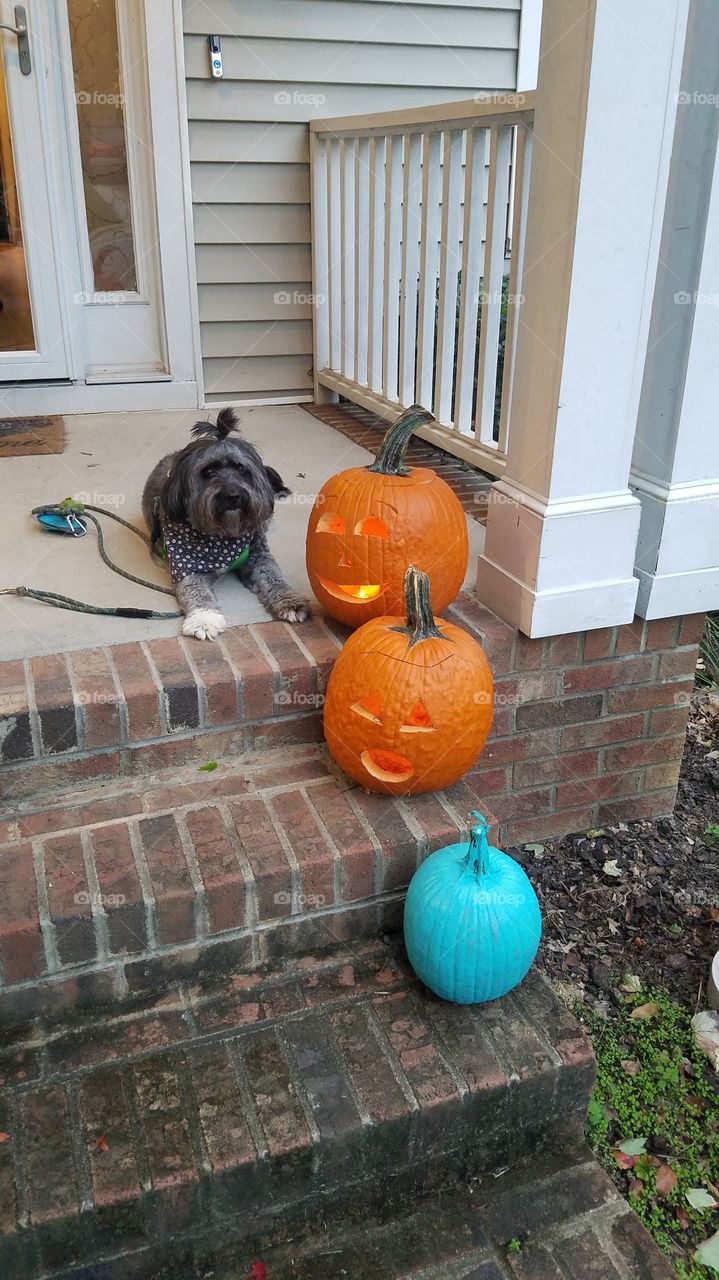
[182,609,227,641]
[272,594,311,625]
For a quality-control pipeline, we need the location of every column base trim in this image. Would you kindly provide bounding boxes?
[636,565,719,619]
[476,555,640,637]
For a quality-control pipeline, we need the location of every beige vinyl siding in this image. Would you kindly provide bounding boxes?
[183,0,520,403]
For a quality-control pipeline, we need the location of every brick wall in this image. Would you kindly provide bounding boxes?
[0,604,702,844]
[445,601,702,846]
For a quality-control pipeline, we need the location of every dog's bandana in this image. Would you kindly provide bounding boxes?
[159,512,254,583]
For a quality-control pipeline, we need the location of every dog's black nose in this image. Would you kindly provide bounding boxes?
[216,490,247,512]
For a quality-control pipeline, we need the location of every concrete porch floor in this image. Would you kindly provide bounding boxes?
[0,404,484,660]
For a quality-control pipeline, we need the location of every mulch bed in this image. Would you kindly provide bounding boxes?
[517,692,719,1013]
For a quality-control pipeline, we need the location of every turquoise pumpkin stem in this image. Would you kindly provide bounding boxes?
[367,404,434,477]
[467,810,490,877]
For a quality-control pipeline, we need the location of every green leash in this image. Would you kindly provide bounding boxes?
[1,502,182,619]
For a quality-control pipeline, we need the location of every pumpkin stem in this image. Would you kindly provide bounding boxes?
[468,810,490,877]
[367,404,434,477]
[394,565,444,647]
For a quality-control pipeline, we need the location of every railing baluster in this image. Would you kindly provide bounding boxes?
[340,139,356,381]
[309,94,534,477]
[399,132,422,405]
[498,124,532,453]
[327,138,342,373]
[475,125,512,445]
[367,136,386,394]
[310,133,330,396]
[382,135,403,402]
[454,127,487,434]
[434,129,463,427]
[355,137,370,387]
[416,131,441,409]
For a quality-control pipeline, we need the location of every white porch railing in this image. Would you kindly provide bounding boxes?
[310,93,535,477]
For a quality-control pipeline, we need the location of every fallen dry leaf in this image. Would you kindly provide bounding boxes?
[95,1135,109,1152]
[614,1149,641,1170]
[686,1188,718,1211]
[656,1164,678,1198]
[603,859,622,877]
[695,1230,719,1271]
[692,1011,719,1072]
[617,1137,647,1156]
[0,1133,9,1143]
[630,1002,660,1021]
[620,1058,641,1076]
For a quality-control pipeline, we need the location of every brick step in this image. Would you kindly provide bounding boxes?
[0,939,599,1280]
[117,1150,676,1280]
[0,615,342,804]
[1,592,699,841]
[0,745,491,1025]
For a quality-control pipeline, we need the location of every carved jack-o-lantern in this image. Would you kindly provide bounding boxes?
[323,566,493,795]
[306,405,468,627]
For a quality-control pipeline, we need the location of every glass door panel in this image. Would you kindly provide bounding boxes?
[0,48,34,350]
[67,0,137,294]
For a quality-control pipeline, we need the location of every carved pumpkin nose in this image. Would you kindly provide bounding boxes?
[339,553,352,568]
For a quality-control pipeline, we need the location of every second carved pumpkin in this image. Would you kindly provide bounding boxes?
[306,405,468,626]
[323,566,493,795]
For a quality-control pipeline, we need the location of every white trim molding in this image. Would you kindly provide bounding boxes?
[477,0,691,637]
[516,0,543,92]
[631,0,719,620]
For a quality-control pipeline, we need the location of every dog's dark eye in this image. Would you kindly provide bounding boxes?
[202,463,218,478]
[231,461,246,474]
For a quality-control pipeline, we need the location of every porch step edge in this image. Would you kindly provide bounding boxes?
[0,941,596,1280]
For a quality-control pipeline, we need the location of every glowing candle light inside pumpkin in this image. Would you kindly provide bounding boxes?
[351,584,381,600]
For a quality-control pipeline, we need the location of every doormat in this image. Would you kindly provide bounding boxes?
[0,415,64,457]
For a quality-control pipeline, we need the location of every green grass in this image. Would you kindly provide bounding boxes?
[580,990,719,1278]
[705,823,719,848]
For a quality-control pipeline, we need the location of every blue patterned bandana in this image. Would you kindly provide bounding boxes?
[159,512,253,583]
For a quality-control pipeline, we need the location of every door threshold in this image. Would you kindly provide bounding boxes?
[0,381,200,415]
[84,372,172,385]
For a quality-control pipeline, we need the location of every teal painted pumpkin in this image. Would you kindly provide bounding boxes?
[403,811,541,1003]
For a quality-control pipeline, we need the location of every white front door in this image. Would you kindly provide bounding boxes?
[0,0,200,408]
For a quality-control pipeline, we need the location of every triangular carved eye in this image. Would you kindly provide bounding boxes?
[317,512,345,534]
[352,693,382,724]
[400,700,434,733]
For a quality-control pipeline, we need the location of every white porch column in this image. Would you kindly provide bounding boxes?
[632,1,719,619]
[477,0,690,638]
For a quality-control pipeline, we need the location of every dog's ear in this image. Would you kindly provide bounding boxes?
[160,457,188,524]
[190,408,239,441]
[148,496,164,553]
[265,465,291,499]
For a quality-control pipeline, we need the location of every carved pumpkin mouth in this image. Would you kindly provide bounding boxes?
[318,577,387,602]
[360,748,415,783]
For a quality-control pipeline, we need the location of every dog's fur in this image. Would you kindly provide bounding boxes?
[142,408,310,640]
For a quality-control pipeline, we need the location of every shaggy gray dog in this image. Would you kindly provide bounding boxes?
[142,408,310,640]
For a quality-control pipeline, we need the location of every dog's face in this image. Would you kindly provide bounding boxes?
[162,418,289,538]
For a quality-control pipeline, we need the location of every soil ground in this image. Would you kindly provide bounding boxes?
[524,693,719,1014]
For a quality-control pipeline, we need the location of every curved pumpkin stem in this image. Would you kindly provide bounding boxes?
[400,565,444,647]
[367,404,434,477]
[468,811,490,877]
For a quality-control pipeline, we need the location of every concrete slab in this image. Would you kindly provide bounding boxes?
[0,404,483,659]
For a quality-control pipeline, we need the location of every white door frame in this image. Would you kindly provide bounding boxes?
[0,0,203,414]
[0,0,72,382]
